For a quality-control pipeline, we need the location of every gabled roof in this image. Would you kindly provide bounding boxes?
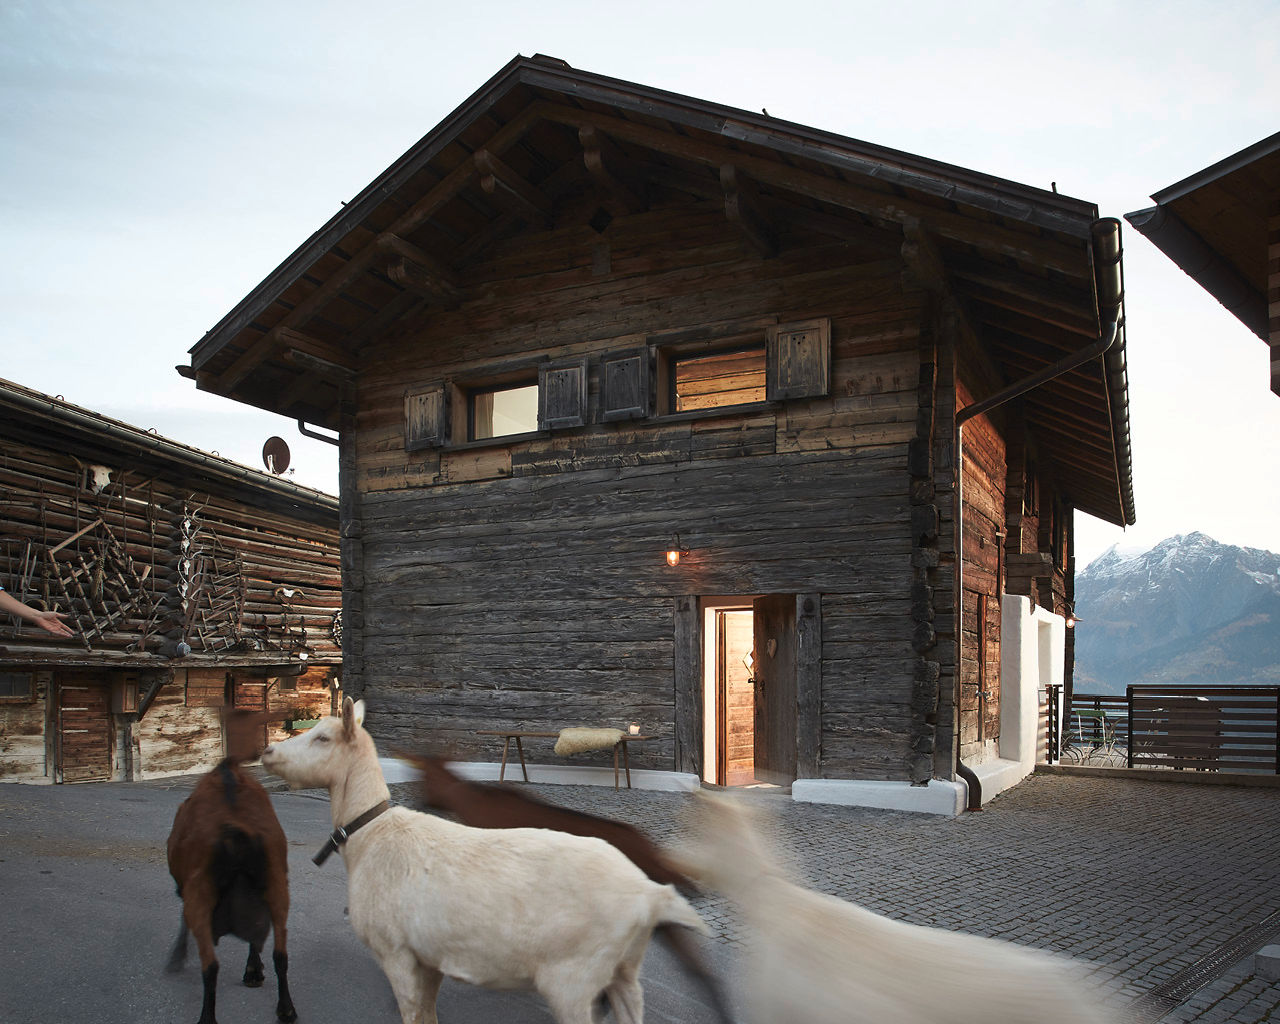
[0,377,337,522]
[184,54,1134,526]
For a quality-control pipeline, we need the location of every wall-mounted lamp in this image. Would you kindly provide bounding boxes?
[1066,608,1080,629]
[665,533,690,567]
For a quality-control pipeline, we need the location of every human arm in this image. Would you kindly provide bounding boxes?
[0,589,75,637]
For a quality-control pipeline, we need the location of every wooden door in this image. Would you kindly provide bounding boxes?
[718,609,756,786]
[232,677,269,758]
[753,594,797,784]
[57,672,112,783]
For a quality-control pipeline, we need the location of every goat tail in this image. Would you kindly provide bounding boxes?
[655,884,709,935]
[212,824,269,894]
[164,912,189,974]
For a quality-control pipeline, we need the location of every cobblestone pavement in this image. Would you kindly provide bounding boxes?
[386,771,1280,1024]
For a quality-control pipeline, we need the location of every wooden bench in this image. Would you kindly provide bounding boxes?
[475,730,656,789]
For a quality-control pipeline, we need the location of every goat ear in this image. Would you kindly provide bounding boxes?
[352,699,366,728]
[341,696,357,740]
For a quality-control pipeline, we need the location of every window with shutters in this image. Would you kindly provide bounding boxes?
[766,319,830,401]
[669,346,767,412]
[600,348,652,422]
[0,671,33,701]
[470,379,539,440]
[405,383,450,451]
[538,359,588,431]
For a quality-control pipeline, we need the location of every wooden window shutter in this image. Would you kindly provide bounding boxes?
[600,348,652,422]
[405,383,450,450]
[538,359,588,430]
[766,318,830,401]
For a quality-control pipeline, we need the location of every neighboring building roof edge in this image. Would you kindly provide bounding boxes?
[0,376,339,513]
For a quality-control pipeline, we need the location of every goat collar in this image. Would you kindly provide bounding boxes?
[313,800,391,866]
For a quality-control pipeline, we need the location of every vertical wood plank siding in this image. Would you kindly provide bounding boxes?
[353,210,928,779]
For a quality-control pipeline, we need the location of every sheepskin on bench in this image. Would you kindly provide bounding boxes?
[554,727,626,756]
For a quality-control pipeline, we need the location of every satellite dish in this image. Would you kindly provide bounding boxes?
[262,436,291,475]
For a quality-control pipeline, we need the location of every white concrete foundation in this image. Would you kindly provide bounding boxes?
[959,594,1067,806]
[380,757,700,792]
[792,777,968,816]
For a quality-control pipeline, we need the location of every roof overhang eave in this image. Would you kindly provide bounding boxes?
[1125,204,1267,341]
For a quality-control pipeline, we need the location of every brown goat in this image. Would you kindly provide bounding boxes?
[400,750,734,1024]
[166,711,297,1024]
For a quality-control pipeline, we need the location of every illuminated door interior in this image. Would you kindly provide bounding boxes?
[702,604,757,786]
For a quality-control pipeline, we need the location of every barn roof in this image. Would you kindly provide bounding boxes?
[0,377,338,522]
[184,54,1134,526]
[1125,131,1279,395]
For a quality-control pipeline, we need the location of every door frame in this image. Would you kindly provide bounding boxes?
[673,593,822,783]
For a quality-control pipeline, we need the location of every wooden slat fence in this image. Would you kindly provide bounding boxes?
[1051,686,1280,774]
[1127,685,1280,774]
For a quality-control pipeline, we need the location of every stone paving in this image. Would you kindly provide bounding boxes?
[385,770,1280,1023]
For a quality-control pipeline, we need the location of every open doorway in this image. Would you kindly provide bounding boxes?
[700,595,800,787]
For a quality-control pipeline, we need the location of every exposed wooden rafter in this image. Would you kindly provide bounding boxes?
[377,233,461,307]
[276,327,357,373]
[204,105,547,393]
[532,101,1088,275]
[475,149,551,229]
[579,125,645,216]
[720,164,777,258]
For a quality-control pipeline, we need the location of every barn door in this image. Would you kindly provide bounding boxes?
[56,671,112,783]
[232,676,268,758]
[753,594,797,784]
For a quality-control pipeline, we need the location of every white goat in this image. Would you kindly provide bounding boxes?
[676,791,1113,1024]
[261,698,708,1024]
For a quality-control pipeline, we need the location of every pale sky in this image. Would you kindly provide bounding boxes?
[3,0,1278,567]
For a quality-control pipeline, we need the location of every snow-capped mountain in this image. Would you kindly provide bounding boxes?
[1074,532,1280,694]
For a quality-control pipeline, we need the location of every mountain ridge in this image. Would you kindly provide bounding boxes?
[1073,532,1280,695]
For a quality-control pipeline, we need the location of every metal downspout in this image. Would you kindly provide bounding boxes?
[297,419,341,447]
[951,217,1124,811]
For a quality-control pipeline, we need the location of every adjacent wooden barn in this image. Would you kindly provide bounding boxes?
[183,56,1135,811]
[0,379,342,783]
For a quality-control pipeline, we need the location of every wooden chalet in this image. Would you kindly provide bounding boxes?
[0,379,342,783]
[182,55,1135,812]
[1126,130,1280,397]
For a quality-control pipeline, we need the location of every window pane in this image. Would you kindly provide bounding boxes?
[674,348,766,412]
[0,672,32,699]
[471,382,538,440]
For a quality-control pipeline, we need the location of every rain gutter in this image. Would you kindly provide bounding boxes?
[951,217,1125,810]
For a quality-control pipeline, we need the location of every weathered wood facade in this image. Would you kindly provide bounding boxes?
[184,57,1135,807]
[0,379,342,782]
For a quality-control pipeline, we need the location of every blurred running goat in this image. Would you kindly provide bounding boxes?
[677,791,1112,1024]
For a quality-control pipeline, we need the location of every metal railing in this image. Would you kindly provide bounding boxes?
[1047,685,1279,774]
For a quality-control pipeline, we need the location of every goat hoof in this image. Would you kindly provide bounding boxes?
[243,969,265,988]
[276,1002,298,1022]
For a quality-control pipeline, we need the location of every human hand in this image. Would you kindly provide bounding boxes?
[33,611,75,638]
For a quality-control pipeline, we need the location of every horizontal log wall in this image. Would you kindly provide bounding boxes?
[353,207,926,780]
[0,437,341,665]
